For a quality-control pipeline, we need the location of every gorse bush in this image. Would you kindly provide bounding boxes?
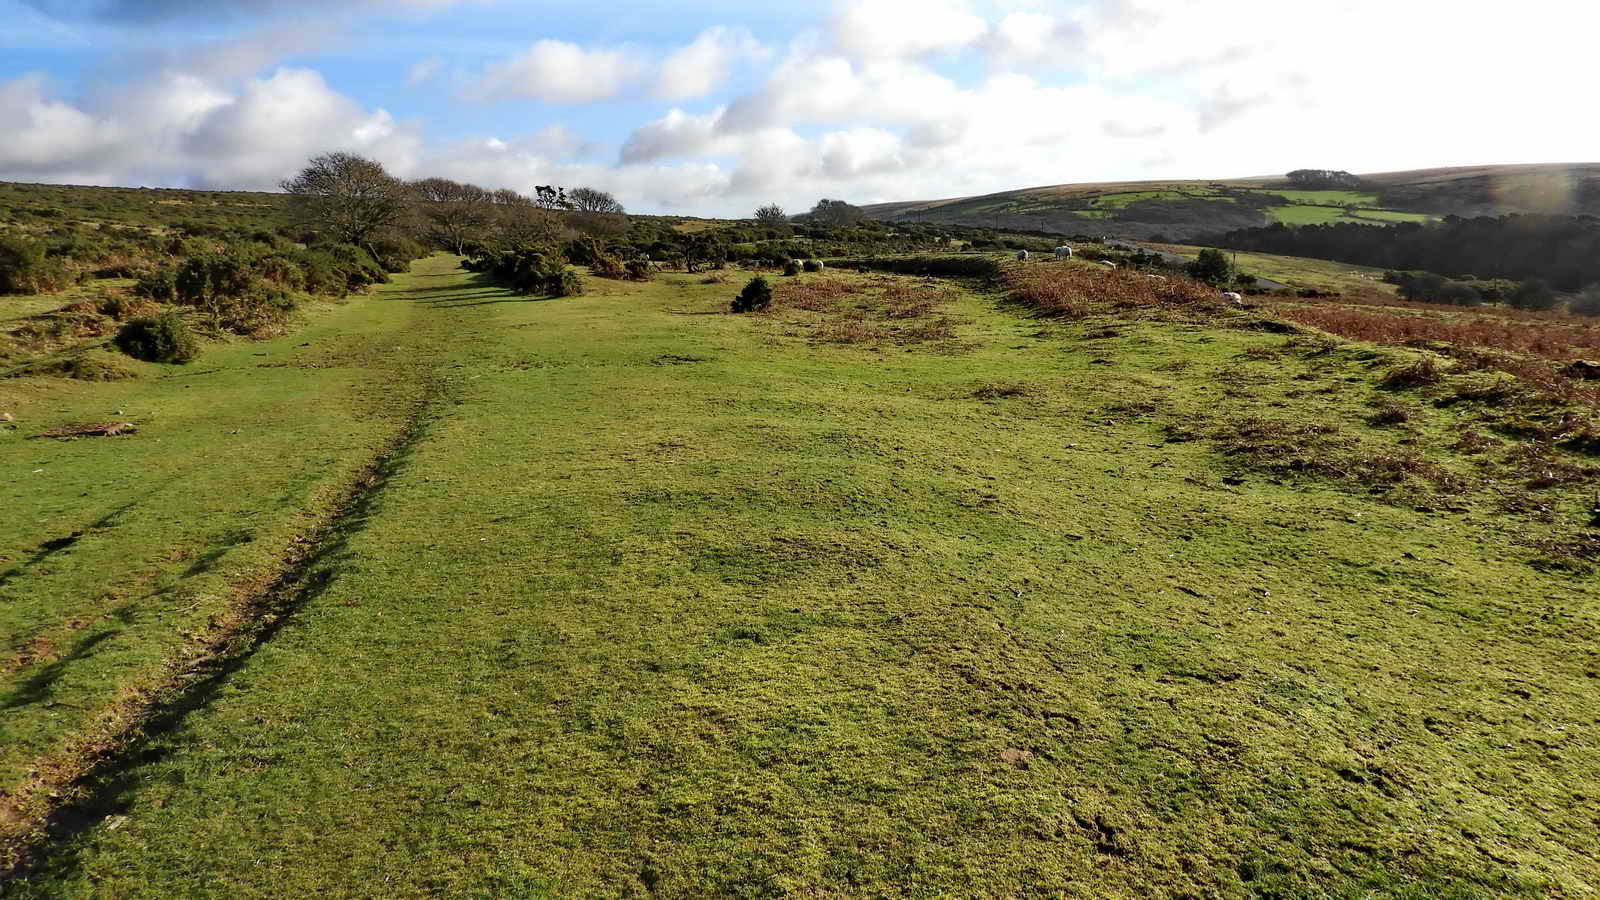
[803,259,823,273]
[731,276,772,313]
[365,235,428,273]
[132,267,178,302]
[115,312,200,363]
[783,260,802,277]
[0,235,70,294]
[625,259,653,281]
[467,245,582,297]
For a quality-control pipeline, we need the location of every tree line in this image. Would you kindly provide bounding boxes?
[1205,215,1600,293]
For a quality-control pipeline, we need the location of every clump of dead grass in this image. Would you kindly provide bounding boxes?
[1004,265,1219,319]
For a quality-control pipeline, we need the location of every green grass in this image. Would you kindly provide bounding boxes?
[1349,209,1438,224]
[1147,243,1399,295]
[1256,190,1380,207]
[1266,205,1354,225]
[4,258,1599,896]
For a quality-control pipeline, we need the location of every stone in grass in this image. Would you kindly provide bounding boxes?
[1000,748,1034,768]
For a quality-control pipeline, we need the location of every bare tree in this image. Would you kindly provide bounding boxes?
[568,187,625,214]
[754,203,788,223]
[281,152,409,245]
[411,177,493,254]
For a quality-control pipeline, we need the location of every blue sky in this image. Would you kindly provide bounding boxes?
[1,0,1595,216]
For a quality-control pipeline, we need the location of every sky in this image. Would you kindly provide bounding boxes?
[0,0,1595,217]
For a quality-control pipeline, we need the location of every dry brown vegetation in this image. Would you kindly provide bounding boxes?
[770,275,962,347]
[1278,304,1600,362]
[1004,264,1219,318]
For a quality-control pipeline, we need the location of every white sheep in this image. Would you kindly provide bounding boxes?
[1054,246,1073,260]
[1145,274,1168,281]
[813,260,825,271]
[1098,260,1118,269]
[1016,250,1030,262]
[1222,291,1244,305]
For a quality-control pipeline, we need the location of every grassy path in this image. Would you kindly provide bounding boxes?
[4,260,1599,896]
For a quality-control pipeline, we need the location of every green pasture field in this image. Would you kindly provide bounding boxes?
[3,256,1598,897]
[1350,209,1438,224]
[1145,243,1400,295]
[1090,189,1219,209]
[1256,190,1381,207]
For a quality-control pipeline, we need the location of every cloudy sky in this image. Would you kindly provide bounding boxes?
[1,0,1594,216]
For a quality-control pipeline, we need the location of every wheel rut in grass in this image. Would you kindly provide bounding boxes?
[0,261,494,876]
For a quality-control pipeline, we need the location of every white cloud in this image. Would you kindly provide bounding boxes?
[468,39,649,104]
[620,107,727,164]
[468,28,768,106]
[406,57,442,87]
[828,0,987,60]
[0,74,117,172]
[0,66,419,190]
[655,26,766,101]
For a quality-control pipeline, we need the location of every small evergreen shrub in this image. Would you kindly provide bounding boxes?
[625,259,653,281]
[731,276,772,313]
[115,312,200,363]
[802,259,822,273]
[0,235,70,294]
[132,267,178,302]
[783,260,801,277]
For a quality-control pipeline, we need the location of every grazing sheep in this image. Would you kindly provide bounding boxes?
[1145,274,1168,281]
[1098,260,1118,269]
[1016,250,1030,261]
[1222,291,1244,305]
[1054,246,1073,260]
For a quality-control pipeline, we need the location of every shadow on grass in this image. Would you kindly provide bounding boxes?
[0,613,131,713]
[0,493,155,589]
[13,396,442,878]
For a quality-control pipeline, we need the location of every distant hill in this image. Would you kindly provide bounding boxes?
[864,163,1600,241]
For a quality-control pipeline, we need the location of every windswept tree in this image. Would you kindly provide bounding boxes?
[411,177,493,254]
[754,203,788,224]
[809,198,865,227]
[532,185,571,211]
[281,152,409,245]
[568,187,625,214]
[567,186,629,238]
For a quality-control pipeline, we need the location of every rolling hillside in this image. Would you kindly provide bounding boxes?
[865,163,1600,241]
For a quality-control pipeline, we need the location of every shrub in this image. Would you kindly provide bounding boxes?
[366,235,427,273]
[1185,248,1233,285]
[731,276,772,313]
[783,260,802,277]
[115,312,200,363]
[625,259,654,281]
[0,235,70,294]
[552,267,584,297]
[133,267,178,302]
[837,256,1002,278]
[802,259,823,273]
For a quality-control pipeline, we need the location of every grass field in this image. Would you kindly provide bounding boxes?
[4,256,1599,896]
[1144,243,1400,295]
